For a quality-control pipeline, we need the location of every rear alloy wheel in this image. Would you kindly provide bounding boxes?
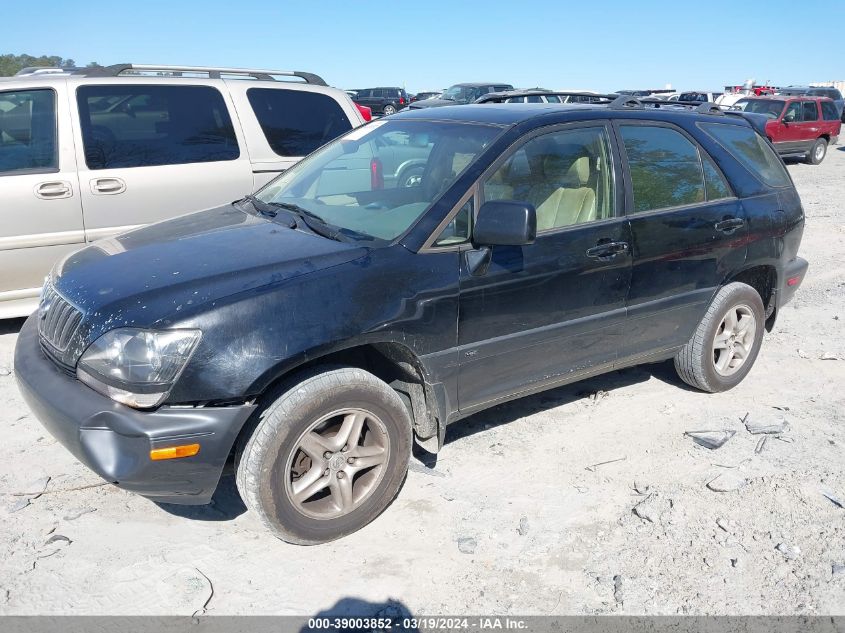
[807,138,827,165]
[383,104,397,116]
[236,367,412,544]
[674,282,765,392]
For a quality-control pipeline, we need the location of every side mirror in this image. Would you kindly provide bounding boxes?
[473,200,537,247]
[783,113,794,123]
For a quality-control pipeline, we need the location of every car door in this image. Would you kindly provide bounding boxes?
[0,83,84,317]
[70,80,254,242]
[615,121,746,360]
[797,100,822,152]
[455,122,632,412]
[776,101,803,152]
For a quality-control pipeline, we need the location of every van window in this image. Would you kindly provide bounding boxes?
[700,122,791,188]
[0,89,57,175]
[620,125,705,212]
[247,88,353,157]
[77,85,239,169]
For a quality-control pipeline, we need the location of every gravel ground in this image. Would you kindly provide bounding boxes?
[0,147,844,617]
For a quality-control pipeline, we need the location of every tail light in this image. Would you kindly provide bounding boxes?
[399,97,405,105]
[356,104,372,122]
[370,158,384,190]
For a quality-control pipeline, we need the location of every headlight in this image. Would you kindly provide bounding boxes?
[77,328,201,409]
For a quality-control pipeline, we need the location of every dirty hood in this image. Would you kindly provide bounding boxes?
[51,204,368,330]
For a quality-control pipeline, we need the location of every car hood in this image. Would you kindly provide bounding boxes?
[51,204,368,331]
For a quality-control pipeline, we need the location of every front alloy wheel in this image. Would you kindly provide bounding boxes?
[286,409,390,520]
[236,366,412,544]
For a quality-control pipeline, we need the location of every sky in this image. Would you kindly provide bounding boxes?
[4,0,844,94]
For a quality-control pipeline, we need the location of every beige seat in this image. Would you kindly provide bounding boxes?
[531,154,596,231]
[484,163,514,201]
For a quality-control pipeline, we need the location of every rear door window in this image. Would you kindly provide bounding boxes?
[0,89,57,175]
[77,85,239,169]
[699,122,791,188]
[801,101,818,121]
[619,125,705,212]
[247,88,352,157]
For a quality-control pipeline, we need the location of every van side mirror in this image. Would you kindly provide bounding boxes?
[473,200,537,247]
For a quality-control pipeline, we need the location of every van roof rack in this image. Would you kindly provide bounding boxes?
[73,64,328,86]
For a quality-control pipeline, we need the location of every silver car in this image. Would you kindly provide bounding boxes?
[0,64,366,318]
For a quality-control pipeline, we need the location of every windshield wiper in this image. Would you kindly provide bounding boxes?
[239,195,296,227]
[266,201,351,242]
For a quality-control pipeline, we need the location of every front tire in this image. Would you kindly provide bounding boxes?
[806,138,827,165]
[236,367,412,544]
[674,282,765,393]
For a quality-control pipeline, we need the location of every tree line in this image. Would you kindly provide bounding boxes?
[0,54,101,76]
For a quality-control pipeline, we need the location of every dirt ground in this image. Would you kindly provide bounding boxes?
[1,146,844,618]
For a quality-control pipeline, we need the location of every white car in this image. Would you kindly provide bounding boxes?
[0,64,366,318]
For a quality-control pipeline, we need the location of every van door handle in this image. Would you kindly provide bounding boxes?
[586,241,629,259]
[90,177,126,195]
[714,218,745,233]
[34,181,73,199]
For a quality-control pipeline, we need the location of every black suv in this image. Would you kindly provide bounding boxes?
[409,82,514,108]
[16,100,808,544]
[352,87,408,116]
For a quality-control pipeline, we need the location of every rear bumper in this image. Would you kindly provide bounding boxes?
[14,315,256,505]
[778,257,808,308]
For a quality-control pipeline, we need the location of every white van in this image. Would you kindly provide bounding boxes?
[0,64,366,317]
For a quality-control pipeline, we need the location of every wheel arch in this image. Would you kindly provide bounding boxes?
[243,338,445,452]
[725,264,778,331]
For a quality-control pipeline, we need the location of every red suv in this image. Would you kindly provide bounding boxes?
[736,96,841,164]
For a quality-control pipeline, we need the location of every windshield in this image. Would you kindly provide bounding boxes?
[256,120,502,242]
[735,99,786,118]
[442,85,478,103]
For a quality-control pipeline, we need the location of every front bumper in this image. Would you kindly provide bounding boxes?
[14,315,256,505]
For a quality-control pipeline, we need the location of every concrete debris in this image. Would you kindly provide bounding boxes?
[744,416,789,435]
[685,430,736,450]
[633,493,672,524]
[706,473,746,492]
[612,575,623,605]
[517,517,529,536]
[63,508,97,521]
[633,481,652,496]
[585,456,626,472]
[0,366,11,377]
[775,542,800,561]
[716,518,732,533]
[832,563,845,577]
[797,349,810,359]
[755,437,768,454]
[6,498,30,513]
[820,352,839,360]
[457,537,477,554]
[43,534,72,548]
[820,488,845,509]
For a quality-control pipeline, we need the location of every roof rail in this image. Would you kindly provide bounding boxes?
[72,64,328,86]
[609,95,642,109]
[475,89,616,104]
[14,66,79,76]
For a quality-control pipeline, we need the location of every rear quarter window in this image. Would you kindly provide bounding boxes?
[247,88,352,157]
[821,101,840,121]
[699,122,791,188]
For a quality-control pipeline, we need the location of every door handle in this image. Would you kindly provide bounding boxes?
[90,177,126,195]
[714,218,745,233]
[586,241,629,259]
[34,181,73,200]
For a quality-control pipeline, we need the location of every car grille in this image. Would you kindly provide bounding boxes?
[37,283,83,353]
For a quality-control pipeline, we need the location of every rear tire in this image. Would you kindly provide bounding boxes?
[236,366,412,544]
[806,138,827,165]
[383,104,397,116]
[674,282,765,393]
